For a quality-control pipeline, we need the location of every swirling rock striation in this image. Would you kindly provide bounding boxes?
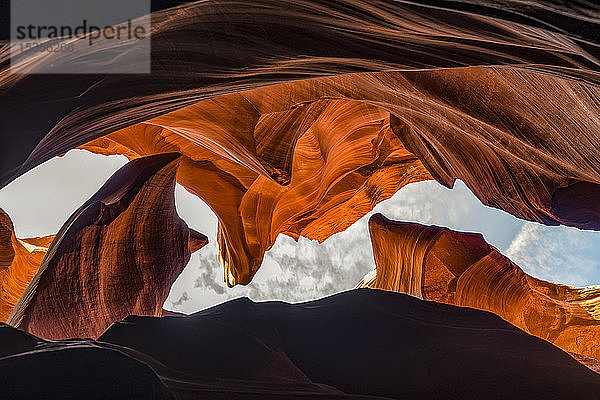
[361,213,600,364]
[6,153,208,339]
[1,1,600,286]
[77,66,600,285]
[0,208,53,322]
[2,0,600,188]
[79,98,431,285]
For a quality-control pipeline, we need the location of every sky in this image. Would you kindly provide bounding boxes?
[1,150,599,313]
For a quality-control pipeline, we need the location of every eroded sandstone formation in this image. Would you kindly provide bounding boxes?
[360,213,600,363]
[0,208,53,322]
[79,100,432,285]
[6,153,208,339]
[3,0,599,190]
[74,66,600,286]
[1,1,600,288]
[0,1,598,393]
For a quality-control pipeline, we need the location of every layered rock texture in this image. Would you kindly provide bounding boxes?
[1,0,600,394]
[2,0,600,287]
[79,100,432,285]
[0,209,53,322]
[361,213,600,364]
[76,66,600,286]
[6,154,208,339]
[3,290,600,399]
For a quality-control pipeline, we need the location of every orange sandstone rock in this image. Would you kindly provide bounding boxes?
[1,1,600,290]
[80,98,431,285]
[0,209,53,322]
[360,213,600,363]
[79,66,600,287]
[7,153,208,339]
[4,0,600,193]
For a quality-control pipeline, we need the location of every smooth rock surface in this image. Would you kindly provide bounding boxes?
[99,289,600,399]
[361,213,600,366]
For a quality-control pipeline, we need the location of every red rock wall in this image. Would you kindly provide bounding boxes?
[77,66,600,286]
[1,1,600,290]
[79,99,432,285]
[4,0,600,192]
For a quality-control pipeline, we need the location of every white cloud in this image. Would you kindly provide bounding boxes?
[374,180,523,251]
[166,218,377,312]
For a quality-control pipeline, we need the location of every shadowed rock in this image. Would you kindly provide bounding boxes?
[98,289,600,399]
[0,323,172,400]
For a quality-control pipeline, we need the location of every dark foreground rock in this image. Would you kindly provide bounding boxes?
[1,289,598,399]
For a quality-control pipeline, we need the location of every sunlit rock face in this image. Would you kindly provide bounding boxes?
[6,154,208,339]
[0,209,53,322]
[76,66,600,286]
[2,0,600,288]
[2,0,599,191]
[79,97,432,286]
[361,213,600,363]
